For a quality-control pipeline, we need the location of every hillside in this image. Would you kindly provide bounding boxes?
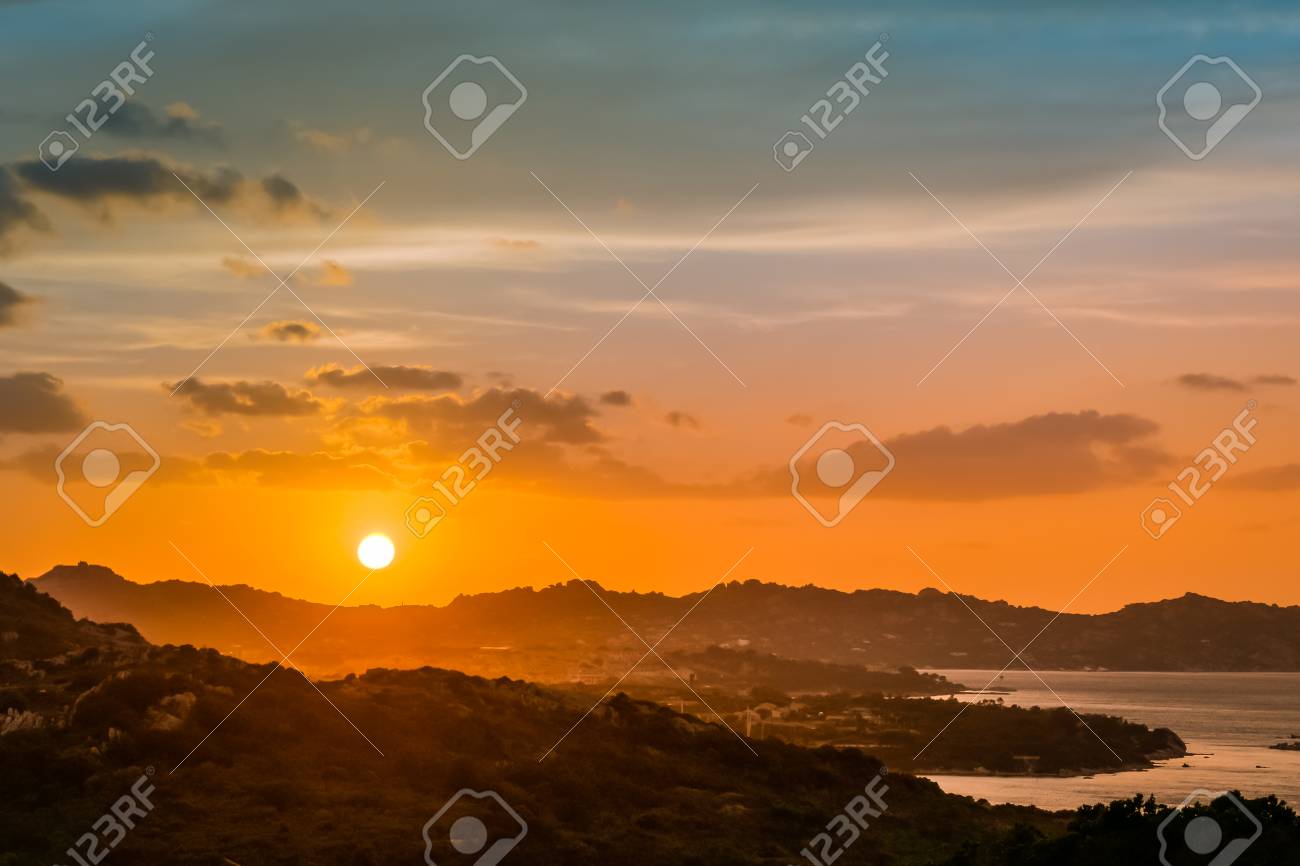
[2,571,1296,864]
[31,563,1300,677]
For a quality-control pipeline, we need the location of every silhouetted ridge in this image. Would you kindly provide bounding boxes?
[28,562,1300,675]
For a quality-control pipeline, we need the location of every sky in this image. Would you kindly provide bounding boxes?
[1,0,1298,613]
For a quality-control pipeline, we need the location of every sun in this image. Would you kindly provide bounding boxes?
[356,533,395,569]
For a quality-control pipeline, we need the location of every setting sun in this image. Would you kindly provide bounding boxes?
[356,534,395,570]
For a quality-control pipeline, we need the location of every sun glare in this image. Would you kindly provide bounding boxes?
[357,533,395,570]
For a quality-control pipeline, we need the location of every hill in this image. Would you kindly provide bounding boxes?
[2,571,1296,864]
[31,563,1300,676]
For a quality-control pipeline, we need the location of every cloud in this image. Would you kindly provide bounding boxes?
[309,363,461,392]
[665,410,701,430]
[220,256,263,279]
[255,320,320,343]
[291,123,372,154]
[785,413,813,427]
[0,371,87,433]
[865,410,1171,500]
[10,155,329,224]
[488,237,541,251]
[11,402,1177,500]
[1175,373,1247,392]
[198,448,398,489]
[181,418,222,439]
[221,256,352,287]
[316,260,353,287]
[168,379,324,417]
[261,173,329,220]
[0,166,49,253]
[366,387,602,445]
[1175,373,1295,392]
[599,390,633,407]
[551,408,1171,500]
[1224,464,1300,492]
[736,410,1174,503]
[0,281,33,327]
[104,101,223,144]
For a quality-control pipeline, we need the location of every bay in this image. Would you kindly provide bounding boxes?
[921,670,1300,810]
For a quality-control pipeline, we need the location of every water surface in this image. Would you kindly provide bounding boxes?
[921,670,1300,809]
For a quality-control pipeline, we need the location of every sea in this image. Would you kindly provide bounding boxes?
[920,670,1300,811]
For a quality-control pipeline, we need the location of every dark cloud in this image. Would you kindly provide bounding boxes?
[599,390,633,407]
[261,173,328,219]
[0,281,33,327]
[14,155,240,204]
[0,443,59,480]
[368,387,601,445]
[104,102,223,144]
[168,379,324,417]
[665,410,701,430]
[0,371,87,433]
[785,413,813,427]
[1174,373,1294,392]
[1224,464,1300,492]
[754,411,1173,504]
[488,237,541,251]
[869,410,1171,500]
[199,449,398,489]
[1175,373,1246,392]
[0,166,49,253]
[9,155,327,222]
[256,320,320,343]
[309,363,462,392]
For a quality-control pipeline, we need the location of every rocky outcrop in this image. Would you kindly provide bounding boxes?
[146,692,197,731]
[1,707,43,735]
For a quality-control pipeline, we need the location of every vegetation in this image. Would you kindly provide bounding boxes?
[1,572,1294,865]
[558,682,1185,776]
[34,564,1300,676]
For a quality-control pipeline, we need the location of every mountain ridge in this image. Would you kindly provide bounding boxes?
[29,562,1300,677]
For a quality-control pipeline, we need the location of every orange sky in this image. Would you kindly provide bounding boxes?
[1,5,1298,612]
